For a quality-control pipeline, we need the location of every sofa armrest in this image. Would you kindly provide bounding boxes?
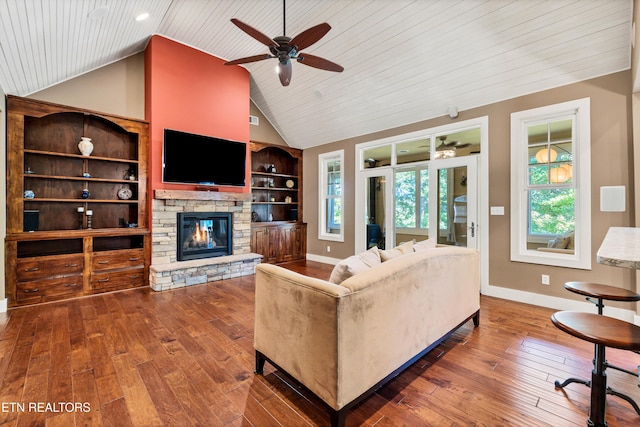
[254,264,350,408]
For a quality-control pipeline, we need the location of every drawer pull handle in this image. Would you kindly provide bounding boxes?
[65,283,78,287]
[130,275,140,279]
[24,288,39,293]
[98,260,110,264]
[65,263,79,268]
[129,257,139,261]
[25,267,39,272]
[98,278,110,283]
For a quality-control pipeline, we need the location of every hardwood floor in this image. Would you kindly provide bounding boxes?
[0,260,639,426]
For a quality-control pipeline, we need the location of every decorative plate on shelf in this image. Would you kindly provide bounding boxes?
[285,179,295,188]
[117,187,133,200]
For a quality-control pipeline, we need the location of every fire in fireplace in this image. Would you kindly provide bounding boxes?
[177,212,233,261]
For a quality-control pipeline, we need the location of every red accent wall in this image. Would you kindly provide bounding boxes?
[145,35,250,195]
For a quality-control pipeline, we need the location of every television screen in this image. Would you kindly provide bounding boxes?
[163,129,246,187]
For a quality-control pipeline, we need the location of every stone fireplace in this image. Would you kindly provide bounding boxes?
[149,190,262,291]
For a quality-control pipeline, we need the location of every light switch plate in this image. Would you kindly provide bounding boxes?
[490,206,505,215]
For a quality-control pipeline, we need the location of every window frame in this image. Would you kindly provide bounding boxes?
[318,149,345,242]
[510,98,591,269]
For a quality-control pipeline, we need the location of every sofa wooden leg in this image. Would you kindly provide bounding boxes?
[473,310,480,327]
[330,408,346,427]
[255,350,266,375]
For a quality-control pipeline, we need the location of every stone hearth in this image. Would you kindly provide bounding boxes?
[149,190,262,291]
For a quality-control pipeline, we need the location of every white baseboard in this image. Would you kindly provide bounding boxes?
[482,283,639,325]
[0,298,7,313]
[306,253,341,265]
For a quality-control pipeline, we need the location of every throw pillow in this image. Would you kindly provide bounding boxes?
[548,235,571,249]
[413,238,436,252]
[329,247,382,284]
[379,241,414,262]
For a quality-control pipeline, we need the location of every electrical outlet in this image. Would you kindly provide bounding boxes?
[541,274,550,285]
[327,245,331,253]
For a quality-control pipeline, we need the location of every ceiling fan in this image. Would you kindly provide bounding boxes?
[436,136,471,151]
[224,0,344,86]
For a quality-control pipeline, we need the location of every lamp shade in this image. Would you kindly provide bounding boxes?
[535,147,557,163]
[550,165,571,183]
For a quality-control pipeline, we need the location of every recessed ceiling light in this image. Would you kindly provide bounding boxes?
[87,6,109,20]
[135,12,149,22]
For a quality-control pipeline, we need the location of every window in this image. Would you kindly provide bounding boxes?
[510,98,591,269]
[319,150,344,241]
[395,167,428,231]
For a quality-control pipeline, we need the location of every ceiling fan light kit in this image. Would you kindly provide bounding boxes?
[224,0,344,86]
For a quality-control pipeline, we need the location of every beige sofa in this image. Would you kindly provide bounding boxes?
[254,245,480,427]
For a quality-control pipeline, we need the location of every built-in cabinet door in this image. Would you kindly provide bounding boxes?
[251,226,275,263]
[250,223,307,264]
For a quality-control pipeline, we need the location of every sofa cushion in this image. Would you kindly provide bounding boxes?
[379,241,414,261]
[548,233,571,249]
[413,238,436,252]
[329,247,382,284]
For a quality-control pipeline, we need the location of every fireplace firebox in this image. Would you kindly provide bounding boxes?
[177,212,233,261]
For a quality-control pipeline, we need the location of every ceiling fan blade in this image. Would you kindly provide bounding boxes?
[278,60,292,86]
[224,54,272,66]
[290,23,331,51]
[297,53,344,72]
[230,18,278,47]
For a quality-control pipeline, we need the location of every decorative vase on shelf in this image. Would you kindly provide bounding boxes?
[78,137,94,156]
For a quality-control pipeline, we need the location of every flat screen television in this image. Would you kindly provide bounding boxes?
[162,129,246,187]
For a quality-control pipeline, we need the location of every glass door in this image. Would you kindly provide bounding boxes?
[356,168,394,253]
[432,157,477,249]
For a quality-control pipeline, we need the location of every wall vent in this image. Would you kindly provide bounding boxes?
[249,115,259,126]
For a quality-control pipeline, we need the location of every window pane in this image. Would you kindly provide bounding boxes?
[396,139,430,164]
[363,145,392,168]
[528,119,573,186]
[319,150,344,241]
[435,129,481,159]
[420,169,429,228]
[529,188,575,235]
[529,164,549,185]
[325,198,341,234]
[439,169,448,229]
[395,170,416,227]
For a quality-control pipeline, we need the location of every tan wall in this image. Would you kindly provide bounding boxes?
[305,71,636,307]
[29,53,146,119]
[249,102,287,145]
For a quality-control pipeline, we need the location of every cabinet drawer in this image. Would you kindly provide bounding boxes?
[90,267,145,291]
[16,275,83,303]
[17,254,83,281]
[91,249,144,271]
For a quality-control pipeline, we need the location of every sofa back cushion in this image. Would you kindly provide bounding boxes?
[379,241,414,261]
[329,246,382,284]
[413,238,437,251]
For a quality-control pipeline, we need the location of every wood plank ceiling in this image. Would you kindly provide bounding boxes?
[0,0,633,149]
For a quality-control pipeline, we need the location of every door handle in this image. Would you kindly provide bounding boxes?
[469,222,475,238]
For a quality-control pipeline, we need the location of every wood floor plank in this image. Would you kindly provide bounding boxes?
[0,260,638,426]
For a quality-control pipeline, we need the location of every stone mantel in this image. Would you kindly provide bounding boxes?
[154,189,252,202]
